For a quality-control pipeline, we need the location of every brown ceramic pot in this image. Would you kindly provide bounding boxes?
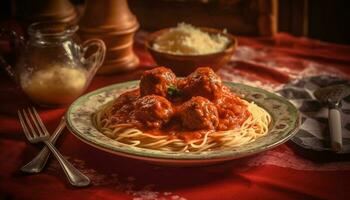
[17,0,77,24]
[79,0,140,74]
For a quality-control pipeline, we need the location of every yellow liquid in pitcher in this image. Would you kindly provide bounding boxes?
[20,64,87,105]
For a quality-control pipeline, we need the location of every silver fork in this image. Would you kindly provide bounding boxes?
[18,107,91,187]
[21,116,66,173]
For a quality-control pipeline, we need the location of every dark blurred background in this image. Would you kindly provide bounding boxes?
[0,0,349,44]
[279,0,350,44]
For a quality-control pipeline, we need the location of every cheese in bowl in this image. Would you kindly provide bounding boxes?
[152,23,230,55]
[145,23,237,76]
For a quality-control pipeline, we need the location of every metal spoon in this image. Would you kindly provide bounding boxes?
[314,84,350,152]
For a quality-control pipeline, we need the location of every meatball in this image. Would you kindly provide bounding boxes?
[105,90,140,124]
[105,89,139,122]
[215,93,249,130]
[140,67,177,97]
[178,67,223,100]
[109,89,139,114]
[134,95,174,129]
[179,96,219,130]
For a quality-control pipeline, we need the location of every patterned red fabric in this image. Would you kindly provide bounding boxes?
[1,29,350,200]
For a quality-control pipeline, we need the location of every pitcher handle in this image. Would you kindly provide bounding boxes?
[0,28,25,81]
[81,38,106,82]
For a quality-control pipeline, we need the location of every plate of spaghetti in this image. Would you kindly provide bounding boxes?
[66,67,300,166]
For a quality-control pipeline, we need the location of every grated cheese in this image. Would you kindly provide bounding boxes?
[152,23,229,55]
[21,64,87,105]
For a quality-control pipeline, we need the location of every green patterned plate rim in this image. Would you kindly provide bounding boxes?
[66,81,300,161]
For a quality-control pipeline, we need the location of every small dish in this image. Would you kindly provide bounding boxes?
[66,81,300,166]
[145,27,237,76]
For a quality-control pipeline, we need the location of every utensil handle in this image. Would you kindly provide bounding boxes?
[21,117,66,173]
[329,108,342,152]
[43,141,90,187]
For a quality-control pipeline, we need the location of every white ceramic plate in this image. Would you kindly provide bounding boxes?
[66,81,300,166]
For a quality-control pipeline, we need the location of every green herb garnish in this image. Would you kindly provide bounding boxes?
[167,85,182,97]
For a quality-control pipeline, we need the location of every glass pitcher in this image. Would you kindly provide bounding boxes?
[0,22,106,106]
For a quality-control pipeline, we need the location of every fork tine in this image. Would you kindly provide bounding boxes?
[22,108,38,138]
[18,110,33,141]
[27,107,45,137]
[31,107,50,137]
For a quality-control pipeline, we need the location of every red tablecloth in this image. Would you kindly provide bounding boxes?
[1,30,350,200]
